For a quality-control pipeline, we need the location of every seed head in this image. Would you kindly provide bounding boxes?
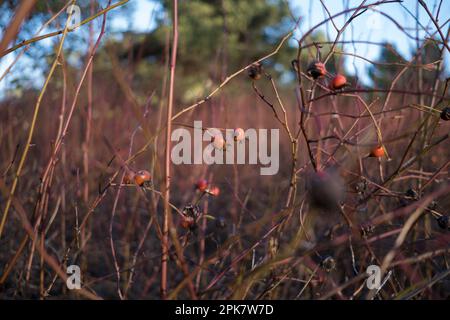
[307,61,327,79]
[437,215,449,230]
[248,62,263,80]
[321,256,336,272]
[440,107,450,121]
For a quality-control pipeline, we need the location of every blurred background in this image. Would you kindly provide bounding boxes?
[0,0,449,299]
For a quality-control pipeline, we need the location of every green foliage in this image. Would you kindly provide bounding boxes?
[368,40,443,89]
[368,42,406,88]
[114,0,297,103]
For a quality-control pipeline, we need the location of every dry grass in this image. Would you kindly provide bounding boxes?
[0,0,449,300]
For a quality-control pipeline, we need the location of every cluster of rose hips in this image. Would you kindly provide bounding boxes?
[254,60,394,159]
[179,179,222,230]
[248,59,449,233]
[195,179,220,196]
[251,59,348,92]
[210,127,246,150]
[123,169,152,186]
[304,62,450,123]
[306,60,348,91]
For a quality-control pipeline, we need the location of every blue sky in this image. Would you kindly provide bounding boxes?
[1,0,449,94]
